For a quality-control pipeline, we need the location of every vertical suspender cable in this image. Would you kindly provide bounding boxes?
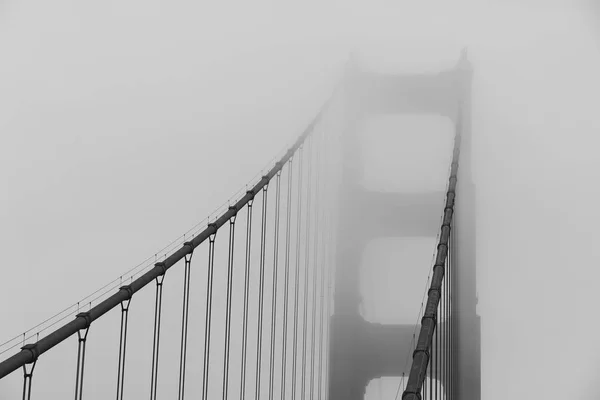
[443,271,445,398]
[450,231,454,400]
[439,274,442,400]
[317,271,325,400]
[301,137,313,400]
[177,247,194,400]
[317,233,325,400]
[445,253,449,399]
[448,235,451,400]
[327,147,337,400]
[445,269,448,399]
[268,171,283,400]
[436,283,440,400]
[453,231,456,400]
[429,332,433,399]
[447,259,450,398]
[201,228,218,400]
[441,257,444,399]
[446,243,449,400]
[309,132,322,400]
[441,268,444,398]
[423,366,427,400]
[281,158,294,400]
[317,132,326,400]
[450,245,453,399]
[254,184,270,400]
[21,347,37,400]
[446,239,453,399]
[292,147,304,400]
[435,299,438,400]
[22,365,35,400]
[447,253,450,400]
[73,312,91,400]
[116,289,132,400]
[319,118,328,400]
[322,250,330,400]
[441,261,444,399]
[240,197,255,400]
[222,211,237,400]
[323,196,334,400]
[150,270,165,400]
[449,246,452,400]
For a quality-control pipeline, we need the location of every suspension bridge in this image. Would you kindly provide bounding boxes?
[0,50,479,400]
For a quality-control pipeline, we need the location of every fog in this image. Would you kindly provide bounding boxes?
[2,1,600,399]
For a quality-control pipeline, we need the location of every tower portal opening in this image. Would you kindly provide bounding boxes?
[359,237,438,325]
[357,114,454,193]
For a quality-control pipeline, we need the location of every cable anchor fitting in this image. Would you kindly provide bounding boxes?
[153,262,167,285]
[21,343,40,365]
[208,223,218,242]
[119,285,134,301]
[76,311,93,331]
[183,241,194,263]
[228,205,238,223]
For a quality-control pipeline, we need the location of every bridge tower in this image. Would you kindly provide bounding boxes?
[328,51,479,400]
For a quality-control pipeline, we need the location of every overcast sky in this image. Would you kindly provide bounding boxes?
[1,1,600,399]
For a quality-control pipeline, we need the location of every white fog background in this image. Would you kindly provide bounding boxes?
[2,1,600,399]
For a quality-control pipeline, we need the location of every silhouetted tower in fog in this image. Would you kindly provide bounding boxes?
[328,51,479,400]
